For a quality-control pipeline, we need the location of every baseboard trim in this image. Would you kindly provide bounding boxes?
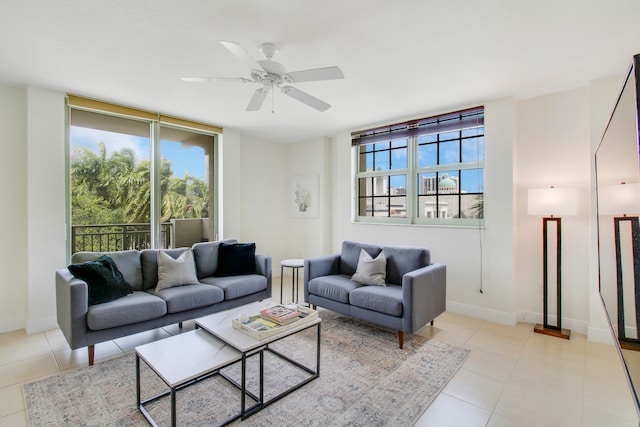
[588,326,616,345]
[26,315,57,334]
[446,301,516,325]
[515,311,589,335]
[0,317,26,334]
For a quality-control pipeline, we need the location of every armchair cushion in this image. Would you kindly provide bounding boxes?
[307,274,359,304]
[87,291,166,330]
[68,255,133,306]
[350,285,403,316]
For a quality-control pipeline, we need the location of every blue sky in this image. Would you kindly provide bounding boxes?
[70,126,205,179]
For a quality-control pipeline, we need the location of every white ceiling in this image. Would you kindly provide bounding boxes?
[1,0,639,143]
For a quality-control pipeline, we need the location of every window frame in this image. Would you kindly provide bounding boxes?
[352,107,485,227]
[66,95,221,254]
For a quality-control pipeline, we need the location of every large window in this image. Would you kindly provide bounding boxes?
[67,96,220,254]
[353,107,484,225]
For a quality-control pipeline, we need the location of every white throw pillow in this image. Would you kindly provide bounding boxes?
[351,249,387,286]
[156,250,199,291]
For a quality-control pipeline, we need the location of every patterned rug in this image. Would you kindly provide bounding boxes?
[24,310,470,426]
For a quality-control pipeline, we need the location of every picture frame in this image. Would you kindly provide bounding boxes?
[288,174,319,218]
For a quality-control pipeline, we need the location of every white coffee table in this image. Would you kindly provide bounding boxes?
[135,328,242,426]
[195,300,321,420]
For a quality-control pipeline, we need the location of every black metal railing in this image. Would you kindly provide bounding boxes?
[71,223,172,253]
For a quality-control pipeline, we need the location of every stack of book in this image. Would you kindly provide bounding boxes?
[232,304,318,339]
[259,305,303,325]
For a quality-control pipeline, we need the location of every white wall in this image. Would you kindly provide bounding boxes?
[0,85,28,332]
[26,87,67,333]
[283,137,333,259]
[330,98,518,325]
[514,88,591,332]
[221,128,288,265]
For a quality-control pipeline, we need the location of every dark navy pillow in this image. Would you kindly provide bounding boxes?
[216,243,257,277]
[68,255,133,305]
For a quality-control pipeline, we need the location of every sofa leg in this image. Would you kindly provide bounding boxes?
[88,345,95,366]
[431,320,434,326]
[398,331,404,349]
[179,321,183,329]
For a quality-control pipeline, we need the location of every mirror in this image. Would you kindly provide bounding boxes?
[595,53,640,417]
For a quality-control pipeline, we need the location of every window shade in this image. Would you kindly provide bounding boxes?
[351,106,483,146]
[67,95,222,134]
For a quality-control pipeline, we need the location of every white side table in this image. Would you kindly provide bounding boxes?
[280,258,304,304]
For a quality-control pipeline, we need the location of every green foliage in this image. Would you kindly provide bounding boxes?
[71,143,209,225]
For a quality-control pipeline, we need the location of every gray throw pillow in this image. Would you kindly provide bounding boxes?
[156,250,199,291]
[351,249,387,286]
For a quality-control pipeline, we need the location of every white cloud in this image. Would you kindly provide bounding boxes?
[70,126,150,163]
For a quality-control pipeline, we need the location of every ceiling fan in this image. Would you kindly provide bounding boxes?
[182,41,344,112]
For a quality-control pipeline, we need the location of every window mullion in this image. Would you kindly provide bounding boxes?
[150,121,161,249]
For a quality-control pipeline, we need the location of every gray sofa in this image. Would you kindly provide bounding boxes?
[304,240,446,348]
[56,239,272,365]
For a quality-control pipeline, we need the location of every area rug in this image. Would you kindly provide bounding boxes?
[24,310,470,426]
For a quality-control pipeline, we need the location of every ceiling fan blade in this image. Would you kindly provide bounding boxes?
[280,86,331,112]
[220,41,264,71]
[285,66,344,83]
[247,88,269,111]
[181,76,254,83]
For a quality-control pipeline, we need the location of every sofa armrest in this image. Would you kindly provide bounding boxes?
[304,254,341,301]
[55,269,90,350]
[255,254,272,296]
[304,254,340,283]
[401,263,446,333]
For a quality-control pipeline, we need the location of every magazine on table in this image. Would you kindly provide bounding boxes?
[259,304,302,325]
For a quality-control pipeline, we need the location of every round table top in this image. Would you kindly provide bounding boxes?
[281,258,304,268]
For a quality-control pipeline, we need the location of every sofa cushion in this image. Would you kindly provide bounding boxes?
[200,274,267,300]
[193,239,238,279]
[308,274,361,304]
[349,285,403,317]
[351,249,387,286]
[384,246,430,285]
[156,250,199,291]
[86,291,166,330]
[148,284,224,313]
[340,241,382,277]
[68,255,133,306]
[71,250,143,291]
[140,248,191,291]
[217,242,257,277]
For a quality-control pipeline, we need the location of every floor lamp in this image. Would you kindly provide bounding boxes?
[599,182,640,350]
[528,187,578,339]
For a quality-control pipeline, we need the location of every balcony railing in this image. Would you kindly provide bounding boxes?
[71,223,172,253]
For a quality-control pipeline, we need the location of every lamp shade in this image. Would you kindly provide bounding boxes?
[598,182,640,215]
[528,187,578,216]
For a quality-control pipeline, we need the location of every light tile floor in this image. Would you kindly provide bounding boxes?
[1,277,638,426]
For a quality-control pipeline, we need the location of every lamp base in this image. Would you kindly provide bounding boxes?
[534,323,571,340]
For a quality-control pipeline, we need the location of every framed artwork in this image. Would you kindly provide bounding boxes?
[288,174,319,218]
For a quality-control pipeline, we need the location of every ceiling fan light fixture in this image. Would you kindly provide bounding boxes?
[259,42,278,60]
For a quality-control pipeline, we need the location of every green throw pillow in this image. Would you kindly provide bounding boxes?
[217,243,257,276]
[68,255,133,305]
